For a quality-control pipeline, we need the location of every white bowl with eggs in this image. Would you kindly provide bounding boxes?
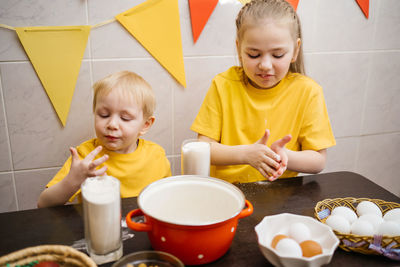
[255,213,339,267]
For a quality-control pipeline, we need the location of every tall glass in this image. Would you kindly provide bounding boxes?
[81,176,123,264]
[181,139,210,176]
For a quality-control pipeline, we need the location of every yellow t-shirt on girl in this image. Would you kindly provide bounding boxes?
[191,66,335,183]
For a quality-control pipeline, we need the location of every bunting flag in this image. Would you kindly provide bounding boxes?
[16,26,90,126]
[286,0,299,11]
[355,0,369,18]
[189,0,219,43]
[116,0,186,87]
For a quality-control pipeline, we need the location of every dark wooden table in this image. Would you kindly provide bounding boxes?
[1,172,399,266]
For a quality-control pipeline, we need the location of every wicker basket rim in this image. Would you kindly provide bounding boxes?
[0,245,97,267]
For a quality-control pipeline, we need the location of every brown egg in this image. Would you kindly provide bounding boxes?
[270,234,288,248]
[299,240,323,257]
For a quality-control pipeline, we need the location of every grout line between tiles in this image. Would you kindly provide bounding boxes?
[0,67,19,210]
[2,50,400,66]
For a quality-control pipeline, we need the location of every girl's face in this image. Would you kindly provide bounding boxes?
[237,20,300,89]
[94,89,154,154]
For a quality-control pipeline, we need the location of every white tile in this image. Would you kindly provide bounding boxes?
[90,18,151,59]
[167,155,180,177]
[356,133,400,197]
[361,51,400,135]
[92,59,175,155]
[296,0,318,52]
[0,0,88,61]
[88,0,147,23]
[1,62,94,169]
[373,0,400,50]
[15,168,60,211]
[306,53,369,137]
[312,0,377,52]
[323,137,358,173]
[0,172,17,212]
[174,56,237,155]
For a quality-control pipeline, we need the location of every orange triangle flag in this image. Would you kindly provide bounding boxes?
[355,0,369,18]
[116,0,186,87]
[16,26,90,126]
[286,0,299,11]
[189,0,219,43]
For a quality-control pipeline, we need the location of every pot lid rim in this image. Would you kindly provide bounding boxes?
[137,175,246,226]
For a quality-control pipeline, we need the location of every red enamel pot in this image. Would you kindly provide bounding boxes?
[126,175,253,265]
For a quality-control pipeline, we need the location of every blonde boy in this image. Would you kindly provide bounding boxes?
[38,71,171,208]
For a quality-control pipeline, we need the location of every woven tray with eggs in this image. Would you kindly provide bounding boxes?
[314,197,400,261]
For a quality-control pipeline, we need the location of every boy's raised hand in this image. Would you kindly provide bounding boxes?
[68,146,109,185]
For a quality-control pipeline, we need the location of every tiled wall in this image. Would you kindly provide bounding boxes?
[0,0,399,212]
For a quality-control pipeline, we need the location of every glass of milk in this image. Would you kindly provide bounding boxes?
[181,139,210,176]
[81,175,123,264]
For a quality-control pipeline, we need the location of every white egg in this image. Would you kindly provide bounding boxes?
[356,201,382,217]
[351,219,374,236]
[377,221,400,236]
[331,206,358,224]
[288,222,311,243]
[275,238,302,257]
[326,215,351,234]
[358,214,384,233]
[383,208,400,223]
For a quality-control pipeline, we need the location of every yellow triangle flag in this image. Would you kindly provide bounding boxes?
[16,26,90,126]
[116,0,186,87]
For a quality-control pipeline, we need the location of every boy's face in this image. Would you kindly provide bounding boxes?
[237,20,300,89]
[94,89,154,154]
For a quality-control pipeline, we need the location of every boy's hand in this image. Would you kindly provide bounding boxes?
[69,146,109,185]
[246,130,282,179]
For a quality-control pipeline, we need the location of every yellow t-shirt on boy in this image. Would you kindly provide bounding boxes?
[47,138,171,202]
[191,66,335,183]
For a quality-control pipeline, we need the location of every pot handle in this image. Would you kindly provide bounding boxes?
[126,209,152,232]
[238,199,254,219]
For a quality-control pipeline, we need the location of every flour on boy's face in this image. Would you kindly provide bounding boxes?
[94,90,148,154]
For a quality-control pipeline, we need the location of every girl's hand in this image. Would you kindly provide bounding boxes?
[269,135,292,181]
[246,130,282,179]
[68,146,109,185]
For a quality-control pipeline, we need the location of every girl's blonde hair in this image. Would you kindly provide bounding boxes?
[92,71,155,119]
[236,0,305,75]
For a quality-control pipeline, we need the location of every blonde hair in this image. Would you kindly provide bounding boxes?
[92,71,155,119]
[236,0,305,75]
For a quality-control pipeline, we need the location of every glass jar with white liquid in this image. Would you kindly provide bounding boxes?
[81,175,123,264]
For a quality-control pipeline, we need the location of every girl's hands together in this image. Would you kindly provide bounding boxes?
[68,146,109,185]
[269,134,292,181]
[246,130,291,181]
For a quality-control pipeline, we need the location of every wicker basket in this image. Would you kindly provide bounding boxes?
[0,245,97,267]
[314,197,400,260]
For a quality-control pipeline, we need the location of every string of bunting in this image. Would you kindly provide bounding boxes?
[0,0,369,127]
